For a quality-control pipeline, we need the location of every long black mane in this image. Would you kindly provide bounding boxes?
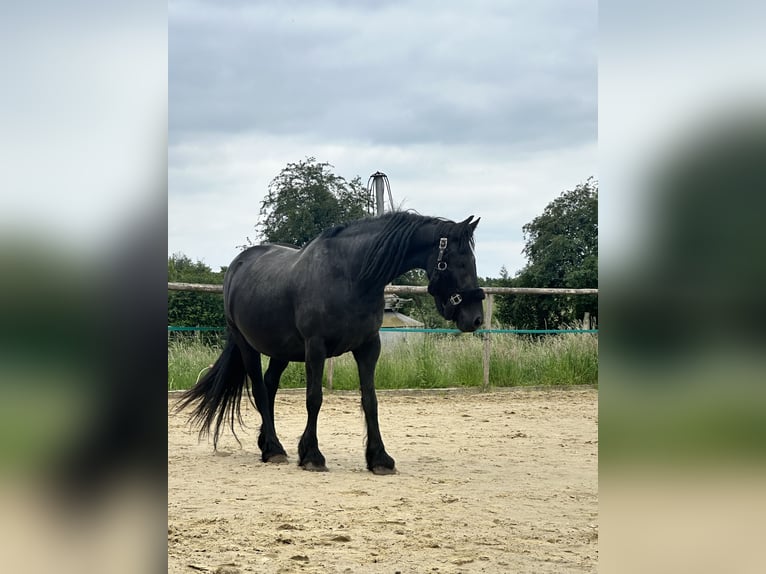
[315,211,472,288]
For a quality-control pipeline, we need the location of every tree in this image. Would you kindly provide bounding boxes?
[167,253,226,329]
[496,178,598,330]
[252,157,372,247]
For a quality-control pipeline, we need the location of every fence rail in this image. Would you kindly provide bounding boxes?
[168,282,598,296]
[168,326,598,334]
[168,282,597,390]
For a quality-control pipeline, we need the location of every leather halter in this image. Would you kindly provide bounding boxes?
[427,237,485,320]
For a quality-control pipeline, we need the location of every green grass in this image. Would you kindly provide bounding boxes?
[168,332,597,391]
[167,339,222,391]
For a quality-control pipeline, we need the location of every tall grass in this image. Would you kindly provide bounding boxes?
[167,339,221,391]
[168,332,597,391]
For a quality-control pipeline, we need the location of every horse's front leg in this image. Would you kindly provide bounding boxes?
[353,335,396,475]
[298,338,328,471]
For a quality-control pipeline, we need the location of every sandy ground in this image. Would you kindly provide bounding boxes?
[168,387,598,573]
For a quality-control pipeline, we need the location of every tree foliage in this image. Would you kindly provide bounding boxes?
[496,178,598,330]
[253,157,372,247]
[168,253,226,328]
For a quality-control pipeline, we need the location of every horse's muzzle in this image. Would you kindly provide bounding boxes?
[434,288,484,332]
[442,288,485,321]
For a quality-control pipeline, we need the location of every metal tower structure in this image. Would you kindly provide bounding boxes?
[367,171,395,216]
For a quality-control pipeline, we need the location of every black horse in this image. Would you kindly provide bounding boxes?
[177,211,485,474]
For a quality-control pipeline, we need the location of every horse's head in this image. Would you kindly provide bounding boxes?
[426,216,485,332]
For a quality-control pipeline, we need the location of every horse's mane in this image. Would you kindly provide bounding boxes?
[319,211,473,288]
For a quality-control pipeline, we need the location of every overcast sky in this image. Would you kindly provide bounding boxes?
[168,0,597,278]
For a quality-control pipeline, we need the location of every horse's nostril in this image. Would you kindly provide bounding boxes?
[474,316,483,328]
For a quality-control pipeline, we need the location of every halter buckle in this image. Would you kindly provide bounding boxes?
[449,293,463,306]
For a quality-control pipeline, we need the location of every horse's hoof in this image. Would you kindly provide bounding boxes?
[301,462,329,472]
[266,454,289,464]
[371,465,397,475]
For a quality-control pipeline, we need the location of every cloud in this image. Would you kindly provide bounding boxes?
[170,0,596,147]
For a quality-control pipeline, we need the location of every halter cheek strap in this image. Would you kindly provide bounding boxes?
[436,237,448,271]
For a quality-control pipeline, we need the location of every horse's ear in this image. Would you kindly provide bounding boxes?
[459,215,480,236]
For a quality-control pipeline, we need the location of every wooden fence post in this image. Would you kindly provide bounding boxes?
[482,294,494,391]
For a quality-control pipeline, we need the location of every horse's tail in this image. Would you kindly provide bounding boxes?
[174,331,251,449]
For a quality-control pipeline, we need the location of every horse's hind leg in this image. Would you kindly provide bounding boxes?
[298,338,328,471]
[263,357,289,440]
[238,345,288,463]
[353,335,396,475]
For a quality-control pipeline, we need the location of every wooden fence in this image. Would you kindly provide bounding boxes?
[168,282,598,389]
[168,282,598,297]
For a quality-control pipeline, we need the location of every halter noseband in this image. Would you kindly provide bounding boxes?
[428,237,485,320]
